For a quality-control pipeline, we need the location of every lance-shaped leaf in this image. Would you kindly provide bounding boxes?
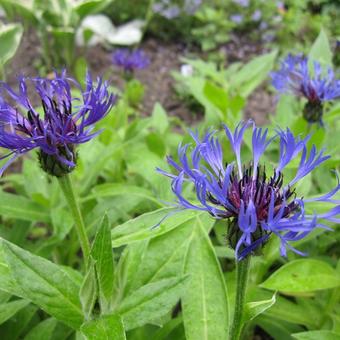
[0,299,30,325]
[91,215,114,313]
[0,239,83,329]
[24,317,58,340]
[80,258,98,320]
[117,276,186,331]
[182,221,229,340]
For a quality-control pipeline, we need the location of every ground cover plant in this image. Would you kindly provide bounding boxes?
[0,0,339,339]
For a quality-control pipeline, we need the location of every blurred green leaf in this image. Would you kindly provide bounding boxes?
[0,299,30,325]
[292,330,340,340]
[232,50,278,97]
[261,259,340,293]
[309,30,333,67]
[203,81,229,113]
[0,191,50,222]
[0,1,37,23]
[0,23,23,67]
[151,103,169,134]
[24,317,58,340]
[87,183,161,207]
[74,0,114,19]
[0,303,38,339]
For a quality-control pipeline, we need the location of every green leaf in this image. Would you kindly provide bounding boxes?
[91,215,114,313]
[261,259,340,293]
[0,303,38,339]
[203,81,229,113]
[146,132,166,158]
[309,30,333,67]
[74,0,113,19]
[133,215,210,288]
[112,241,149,307]
[0,299,30,325]
[111,208,204,247]
[88,183,161,207]
[0,239,83,329]
[80,258,97,321]
[244,292,276,322]
[0,191,50,222]
[117,276,186,331]
[151,103,169,134]
[0,23,23,66]
[81,313,126,340]
[257,314,302,340]
[292,330,340,340]
[0,0,37,23]
[232,50,278,97]
[182,220,229,340]
[24,317,58,340]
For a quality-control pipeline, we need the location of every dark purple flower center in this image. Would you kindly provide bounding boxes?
[15,98,78,177]
[14,98,77,139]
[228,165,298,220]
[208,164,300,250]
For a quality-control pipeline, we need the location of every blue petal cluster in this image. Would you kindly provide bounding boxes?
[153,0,202,19]
[112,49,150,73]
[271,54,340,103]
[158,121,339,260]
[0,71,116,175]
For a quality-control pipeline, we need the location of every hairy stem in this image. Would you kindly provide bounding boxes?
[58,174,90,269]
[229,256,251,340]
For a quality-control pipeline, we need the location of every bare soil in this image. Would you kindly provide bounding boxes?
[8,30,275,126]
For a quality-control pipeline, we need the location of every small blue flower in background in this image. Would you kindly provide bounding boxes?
[153,0,202,18]
[0,71,116,177]
[232,0,249,7]
[271,54,340,124]
[184,0,202,15]
[252,10,262,21]
[230,14,244,24]
[158,121,339,260]
[112,49,150,74]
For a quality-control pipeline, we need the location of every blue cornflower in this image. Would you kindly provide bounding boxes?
[0,71,116,177]
[158,121,339,260]
[271,54,340,124]
[230,14,244,24]
[112,49,150,74]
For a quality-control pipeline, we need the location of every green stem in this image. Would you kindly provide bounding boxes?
[58,174,90,269]
[229,256,251,340]
[143,0,155,36]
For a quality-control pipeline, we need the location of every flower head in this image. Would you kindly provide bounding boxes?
[271,54,340,124]
[112,49,150,74]
[0,71,116,177]
[230,14,244,24]
[158,121,339,260]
